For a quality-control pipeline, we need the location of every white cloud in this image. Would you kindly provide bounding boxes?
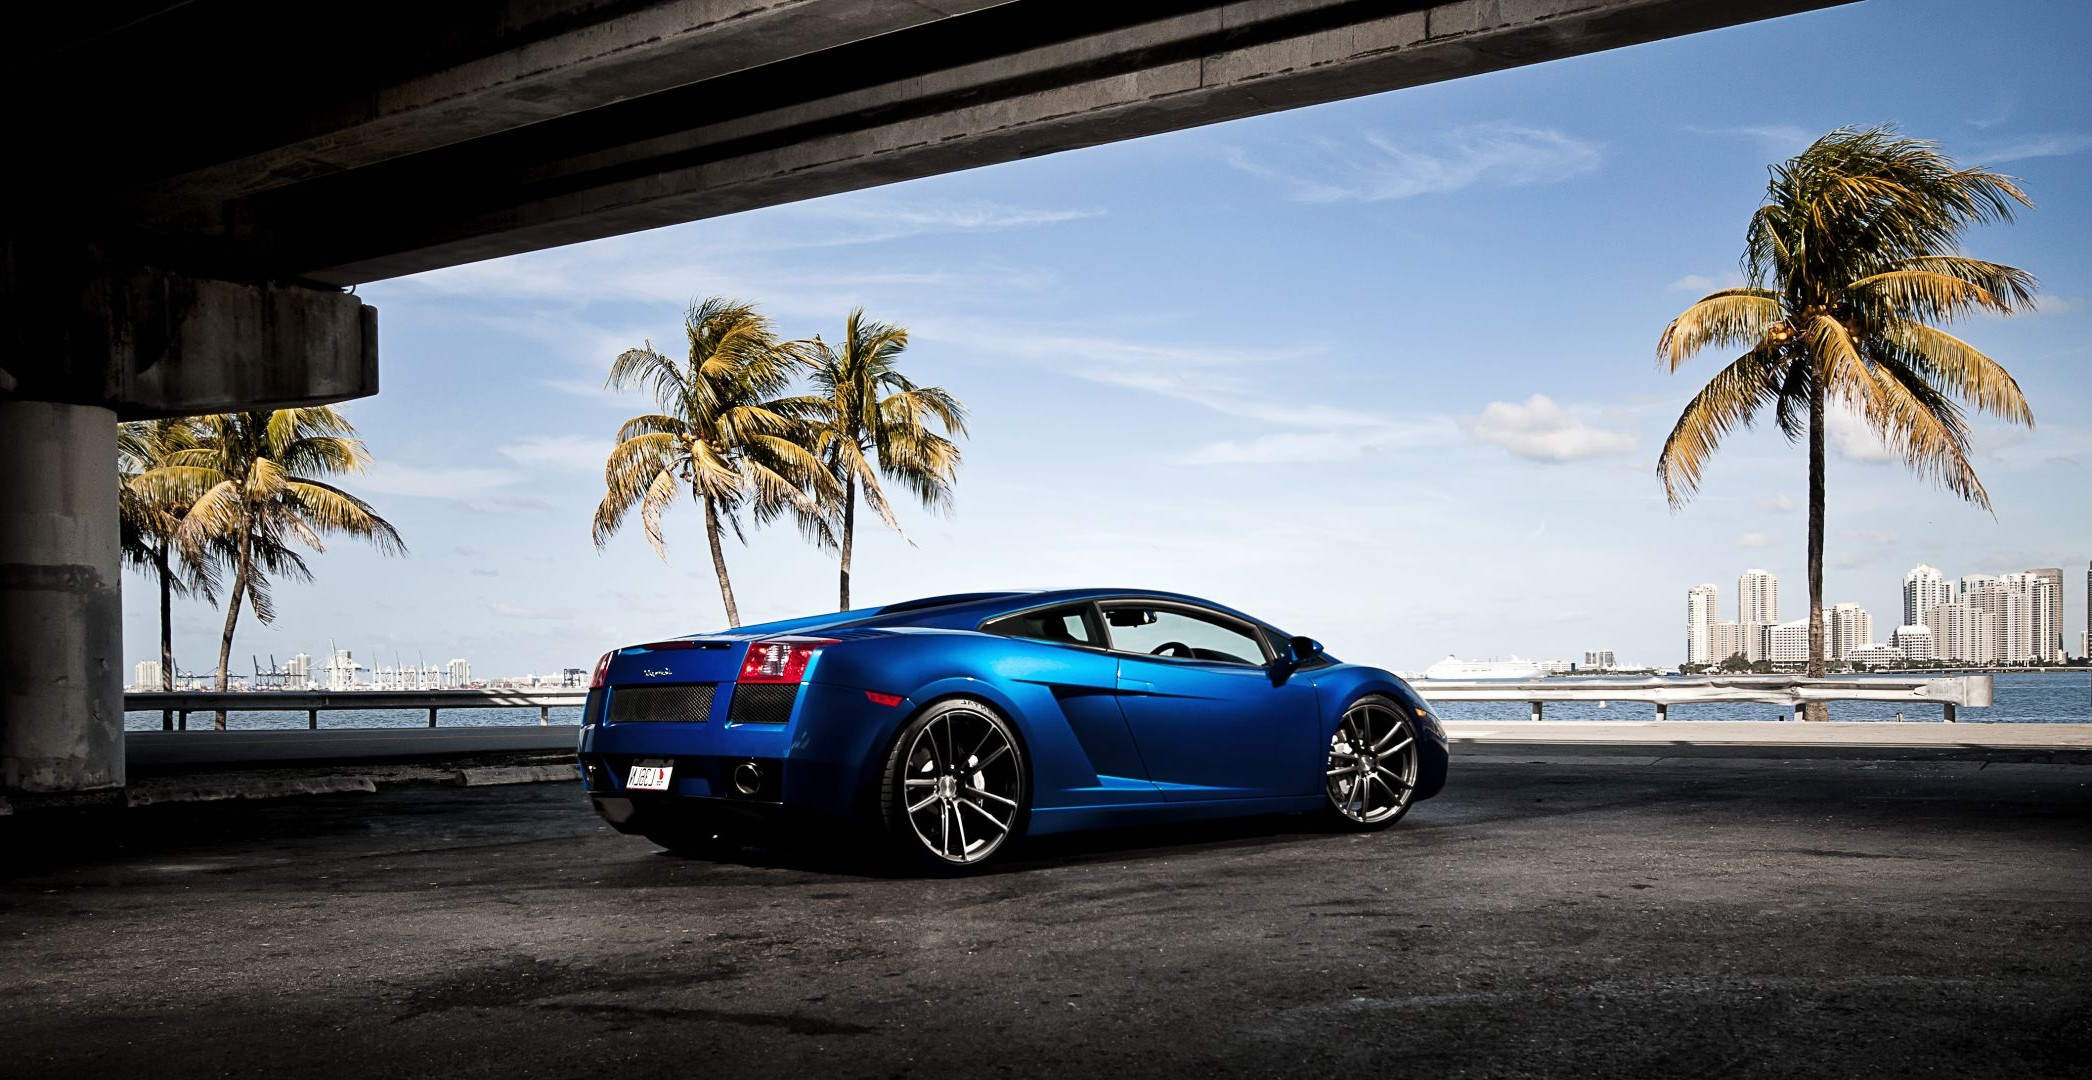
[1841,529,1899,545]
[1975,132,2092,163]
[1685,124,1816,155]
[1178,420,1460,465]
[1735,532,1773,549]
[1756,492,1797,514]
[1463,395,1637,463]
[358,464,521,498]
[499,434,612,475]
[1826,402,1898,462]
[1226,123,1600,203]
[796,199,1104,244]
[1667,272,1744,294]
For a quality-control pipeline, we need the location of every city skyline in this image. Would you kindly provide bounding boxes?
[126,650,573,692]
[1683,558,2075,667]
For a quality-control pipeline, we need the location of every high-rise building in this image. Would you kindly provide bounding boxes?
[1767,618,1817,663]
[1830,603,1873,661]
[1737,569,1778,661]
[2085,561,2091,659]
[1686,584,1718,664]
[1903,564,1947,628]
[1891,625,1935,661]
[1931,600,1995,665]
[132,659,164,690]
[446,658,471,688]
[1711,622,1752,663]
[1583,650,1616,670]
[2026,567,2063,663]
[1738,569,1779,625]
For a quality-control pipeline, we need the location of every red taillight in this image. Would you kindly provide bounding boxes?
[738,637,837,684]
[589,651,613,689]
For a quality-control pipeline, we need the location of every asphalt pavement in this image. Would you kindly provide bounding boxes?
[2,756,2087,1079]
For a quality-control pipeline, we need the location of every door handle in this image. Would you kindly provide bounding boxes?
[1120,679,1154,693]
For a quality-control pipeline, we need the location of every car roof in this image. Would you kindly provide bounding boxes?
[718,588,1280,636]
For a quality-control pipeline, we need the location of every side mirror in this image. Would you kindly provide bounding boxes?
[1274,636,1323,671]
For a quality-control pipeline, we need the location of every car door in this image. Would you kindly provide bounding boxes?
[1102,599,1320,802]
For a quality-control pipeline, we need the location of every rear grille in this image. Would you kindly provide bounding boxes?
[608,684,716,723]
[727,684,799,725]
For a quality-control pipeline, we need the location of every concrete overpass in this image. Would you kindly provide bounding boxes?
[0,0,1850,798]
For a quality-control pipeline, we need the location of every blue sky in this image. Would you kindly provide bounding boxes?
[124,0,2092,677]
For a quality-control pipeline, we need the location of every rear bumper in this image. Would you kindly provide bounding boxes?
[577,679,904,825]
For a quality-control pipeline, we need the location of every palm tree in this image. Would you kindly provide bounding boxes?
[1657,126,2037,718]
[118,419,220,695]
[594,298,835,627]
[800,309,967,610]
[157,408,404,728]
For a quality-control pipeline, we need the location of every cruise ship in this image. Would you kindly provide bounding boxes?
[1418,655,1547,681]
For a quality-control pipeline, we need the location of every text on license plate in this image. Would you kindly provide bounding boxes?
[626,764,673,791]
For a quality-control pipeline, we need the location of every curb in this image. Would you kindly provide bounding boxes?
[455,765,579,787]
[124,776,379,807]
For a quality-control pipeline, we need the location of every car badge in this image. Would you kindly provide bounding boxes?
[642,667,672,678]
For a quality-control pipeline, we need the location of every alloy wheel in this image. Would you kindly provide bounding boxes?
[1326,699,1419,825]
[899,704,1023,864]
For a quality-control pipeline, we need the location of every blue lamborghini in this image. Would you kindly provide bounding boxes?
[577,589,1449,868]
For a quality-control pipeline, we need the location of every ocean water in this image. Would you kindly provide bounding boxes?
[123,671,2092,730]
[126,706,585,732]
[1422,671,2092,724]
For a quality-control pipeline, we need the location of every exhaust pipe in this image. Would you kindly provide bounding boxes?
[730,760,764,796]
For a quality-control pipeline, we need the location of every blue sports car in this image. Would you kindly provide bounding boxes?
[577,589,1449,868]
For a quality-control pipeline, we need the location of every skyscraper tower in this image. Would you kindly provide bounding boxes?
[1903,564,1946,628]
[1738,569,1779,625]
[1686,584,1718,665]
[1737,569,1778,660]
[2026,567,2063,663]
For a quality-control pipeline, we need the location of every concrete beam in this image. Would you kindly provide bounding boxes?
[115,1,1016,215]
[245,0,1847,283]
[1,256,377,419]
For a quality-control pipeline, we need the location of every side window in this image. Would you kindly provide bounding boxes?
[1102,605,1269,666]
[983,604,1102,648]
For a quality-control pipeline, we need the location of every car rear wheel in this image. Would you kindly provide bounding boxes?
[879,697,1027,869]
[1323,694,1420,830]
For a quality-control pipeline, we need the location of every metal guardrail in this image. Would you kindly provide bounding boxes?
[126,675,1997,731]
[126,689,590,731]
[1413,675,1994,722]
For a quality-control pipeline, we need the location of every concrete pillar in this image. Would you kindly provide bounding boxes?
[0,399,124,794]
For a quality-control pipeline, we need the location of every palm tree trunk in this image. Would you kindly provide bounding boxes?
[156,544,175,730]
[213,520,254,731]
[839,471,856,611]
[1804,378,1828,721]
[702,493,741,627]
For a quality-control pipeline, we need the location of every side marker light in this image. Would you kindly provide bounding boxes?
[865,691,904,707]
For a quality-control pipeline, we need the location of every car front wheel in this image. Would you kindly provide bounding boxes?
[1323,694,1420,830]
[879,697,1027,869]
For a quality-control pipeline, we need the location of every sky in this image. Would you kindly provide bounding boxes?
[123,0,2092,678]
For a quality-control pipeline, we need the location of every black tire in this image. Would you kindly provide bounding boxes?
[1321,693,1422,831]
[878,697,1028,870]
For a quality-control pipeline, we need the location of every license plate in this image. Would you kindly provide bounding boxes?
[626,763,673,791]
